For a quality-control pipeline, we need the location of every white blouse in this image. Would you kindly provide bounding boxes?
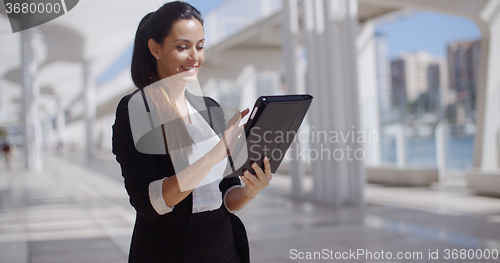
[148,99,242,214]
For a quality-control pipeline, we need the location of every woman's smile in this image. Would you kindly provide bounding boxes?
[149,18,205,80]
[180,64,199,73]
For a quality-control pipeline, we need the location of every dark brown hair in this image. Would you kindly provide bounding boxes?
[131,1,203,88]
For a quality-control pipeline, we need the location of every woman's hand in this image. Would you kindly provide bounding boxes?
[240,157,273,199]
[213,108,249,161]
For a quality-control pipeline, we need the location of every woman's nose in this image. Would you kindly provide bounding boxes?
[188,47,199,62]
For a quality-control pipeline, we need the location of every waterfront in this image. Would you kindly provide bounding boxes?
[381,134,474,172]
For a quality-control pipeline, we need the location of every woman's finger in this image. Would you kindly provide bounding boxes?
[240,108,250,118]
[251,162,268,187]
[228,108,248,127]
[251,162,264,178]
[227,111,242,128]
[240,173,258,189]
[243,170,263,189]
[239,174,253,187]
[263,156,272,181]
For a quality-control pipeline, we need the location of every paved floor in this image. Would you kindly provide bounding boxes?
[1,151,500,262]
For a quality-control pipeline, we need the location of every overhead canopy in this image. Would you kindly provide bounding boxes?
[0,0,180,125]
[0,0,406,126]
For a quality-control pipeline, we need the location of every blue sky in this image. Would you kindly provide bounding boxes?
[186,0,227,15]
[187,1,481,59]
[375,11,481,58]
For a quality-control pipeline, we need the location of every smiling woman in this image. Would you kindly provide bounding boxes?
[147,19,205,82]
[129,2,206,89]
[112,1,273,263]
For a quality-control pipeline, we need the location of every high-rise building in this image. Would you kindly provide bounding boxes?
[427,59,448,111]
[390,52,448,113]
[390,58,406,107]
[447,39,481,110]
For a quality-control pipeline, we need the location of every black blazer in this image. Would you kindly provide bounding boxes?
[112,89,249,263]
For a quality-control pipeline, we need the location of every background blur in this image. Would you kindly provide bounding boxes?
[1,0,500,262]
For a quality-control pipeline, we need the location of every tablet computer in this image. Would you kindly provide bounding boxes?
[224,94,313,178]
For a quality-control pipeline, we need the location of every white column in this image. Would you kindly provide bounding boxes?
[281,0,305,199]
[42,117,52,150]
[497,128,500,167]
[83,61,96,161]
[56,97,66,153]
[303,0,327,203]
[324,0,364,205]
[207,12,219,46]
[474,0,500,170]
[304,0,364,205]
[321,0,346,206]
[21,28,43,171]
[357,21,381,165]
[435,121,447,180]
[237,65,258,111]
[396,124,406,167]
[261,0,272,17]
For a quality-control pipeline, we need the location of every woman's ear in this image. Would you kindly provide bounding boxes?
[148,38,161,59]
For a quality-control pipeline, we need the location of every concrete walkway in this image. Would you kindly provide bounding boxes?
[1,152,500,262]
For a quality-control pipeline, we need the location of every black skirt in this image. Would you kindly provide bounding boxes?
[185,206,241,263]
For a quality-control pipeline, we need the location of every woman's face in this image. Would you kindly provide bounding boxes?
[150,19,205,82]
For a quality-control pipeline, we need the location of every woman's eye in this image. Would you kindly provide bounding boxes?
[176,46,187,50]
[197,46,204,50]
